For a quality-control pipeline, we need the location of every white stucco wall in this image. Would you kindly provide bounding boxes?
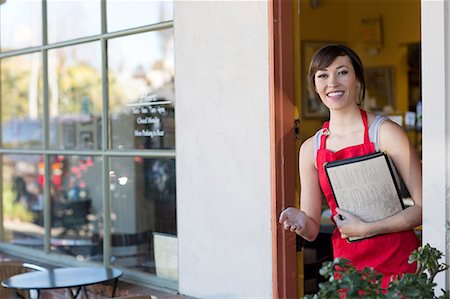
[421,0,450,292]
[174,2,272,298]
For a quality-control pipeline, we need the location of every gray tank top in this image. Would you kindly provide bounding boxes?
[313,114,390,159]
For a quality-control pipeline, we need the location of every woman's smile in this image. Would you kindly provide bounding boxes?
[326,90,345,98]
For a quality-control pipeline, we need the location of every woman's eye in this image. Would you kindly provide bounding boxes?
[338,70,349,76]
[317,73,327,79]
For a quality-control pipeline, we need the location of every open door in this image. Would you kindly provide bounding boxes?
[269,0,297,298]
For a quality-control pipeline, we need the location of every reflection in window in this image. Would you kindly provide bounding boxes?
[47,0,100,44]
[107,0,173,33]
[2,154,44,250]
[50,155,103,261]
[0,0,42,51]
[48,43,102,150]
[1,53,43,148]
[109,157,176,276]
[108,29,175,150]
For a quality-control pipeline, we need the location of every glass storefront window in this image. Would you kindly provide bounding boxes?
[107,0,173,33]
[1,53,43,149]
[108,29,174,150]
[47,0,100,44]
[0,0,42,52]
[48,43,102,150]
[50,155,103,261]
[2,154,44,250]
[109,157,176,276]
[1,0,176,287]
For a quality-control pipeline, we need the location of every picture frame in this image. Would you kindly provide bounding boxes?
[301,41,334,118]
[363,66,395,111]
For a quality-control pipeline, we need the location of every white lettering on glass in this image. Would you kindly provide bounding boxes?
[136,116,161,125]
[134,129,165,138]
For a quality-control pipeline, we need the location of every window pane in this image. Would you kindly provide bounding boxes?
[48,43,102,150]
[1,53,43,148]
[50,155,103,262]
[110,157,176,278]
[0,0,42,51]
[107,0,173,33]
[108,30,175,150]
[47,0,100,44]
[2,154,44,250]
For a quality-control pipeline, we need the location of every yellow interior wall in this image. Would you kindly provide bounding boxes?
[297,0,420,141]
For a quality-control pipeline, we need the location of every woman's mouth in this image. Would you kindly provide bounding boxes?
[327,91,344,98]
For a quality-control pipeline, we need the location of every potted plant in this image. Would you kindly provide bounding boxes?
[305,243,449,299]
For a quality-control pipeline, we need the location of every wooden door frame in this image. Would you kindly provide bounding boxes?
[268,0,297,298]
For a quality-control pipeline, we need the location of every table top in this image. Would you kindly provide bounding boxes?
[1,267,122,290]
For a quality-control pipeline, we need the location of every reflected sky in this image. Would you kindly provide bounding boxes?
[1,0,173,70]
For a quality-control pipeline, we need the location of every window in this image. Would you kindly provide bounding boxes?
[0,0,176,286]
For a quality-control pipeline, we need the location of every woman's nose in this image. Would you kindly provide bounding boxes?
[327,74,338,86]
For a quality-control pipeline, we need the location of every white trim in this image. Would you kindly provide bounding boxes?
[446,0,450,291]
[421,0,449,292]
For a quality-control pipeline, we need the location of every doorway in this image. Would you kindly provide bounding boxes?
[292,0,421,296]
[293,0,422,294]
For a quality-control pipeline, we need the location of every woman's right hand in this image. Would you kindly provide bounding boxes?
[279,207,308,234]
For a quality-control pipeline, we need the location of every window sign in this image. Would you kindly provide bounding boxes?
[108,30,175,150]
[129,93,173,145]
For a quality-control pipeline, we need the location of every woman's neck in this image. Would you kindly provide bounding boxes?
[328,106,363,136]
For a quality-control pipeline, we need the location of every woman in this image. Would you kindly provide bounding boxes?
[279,44,422,287]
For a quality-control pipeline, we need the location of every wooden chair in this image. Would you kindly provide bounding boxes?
[0,261,46,299]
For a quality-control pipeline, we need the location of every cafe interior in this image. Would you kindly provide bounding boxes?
[295,0,422,295]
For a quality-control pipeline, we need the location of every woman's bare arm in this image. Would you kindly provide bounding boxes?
[279,137,323,241]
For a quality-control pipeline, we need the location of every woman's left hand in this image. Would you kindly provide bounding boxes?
[334,208,369,239]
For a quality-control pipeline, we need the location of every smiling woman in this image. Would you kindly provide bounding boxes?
[280,44,422,289]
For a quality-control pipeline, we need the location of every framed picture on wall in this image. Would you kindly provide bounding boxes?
[364,66,395,111]
[301,41,334,118]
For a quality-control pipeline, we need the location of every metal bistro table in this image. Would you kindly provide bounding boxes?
[1,266,123,299]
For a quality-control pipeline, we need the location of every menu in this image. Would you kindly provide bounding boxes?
[324,151,405,242]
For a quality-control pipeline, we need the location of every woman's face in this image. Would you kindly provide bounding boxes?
[314,55,359,111]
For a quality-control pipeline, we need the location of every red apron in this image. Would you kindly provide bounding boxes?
[316,109,419,288]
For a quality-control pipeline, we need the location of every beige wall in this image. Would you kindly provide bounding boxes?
[174,2,273,298]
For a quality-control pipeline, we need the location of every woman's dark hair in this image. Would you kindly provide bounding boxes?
[308,44,366,106]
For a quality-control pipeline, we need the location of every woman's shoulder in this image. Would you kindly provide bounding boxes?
[301,135,315,153]
[366,111,388,126]
[377,115,409,151]
[300,136,317,169]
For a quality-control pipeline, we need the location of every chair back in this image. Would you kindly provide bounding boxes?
[0,261,45,299]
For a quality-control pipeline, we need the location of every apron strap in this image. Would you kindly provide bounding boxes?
[360,109,371,144]
[319,122,330,150]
